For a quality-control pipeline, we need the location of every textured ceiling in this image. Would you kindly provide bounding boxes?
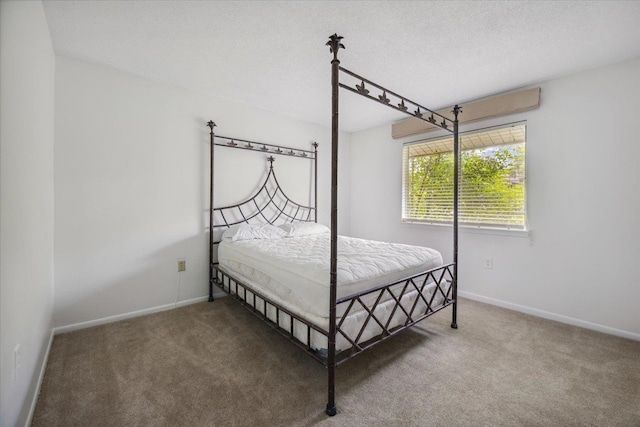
[43,1,640,132]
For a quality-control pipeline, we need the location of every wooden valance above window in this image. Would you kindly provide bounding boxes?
[392,87,540,139]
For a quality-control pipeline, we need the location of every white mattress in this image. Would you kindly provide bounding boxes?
[218,232,443,319]
[217,233,447,352]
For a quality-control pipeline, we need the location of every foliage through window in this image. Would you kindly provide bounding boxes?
[402,123,526,229]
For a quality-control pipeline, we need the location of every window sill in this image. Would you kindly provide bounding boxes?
[401,220,530,238]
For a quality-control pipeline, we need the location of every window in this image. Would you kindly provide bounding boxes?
[402,123,526,230]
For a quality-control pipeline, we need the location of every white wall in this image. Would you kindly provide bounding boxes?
[349,57,640,339]
[54,57,350,328]
[0,2,56,426]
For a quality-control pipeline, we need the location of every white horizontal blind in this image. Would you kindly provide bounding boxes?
[402,124,526,229]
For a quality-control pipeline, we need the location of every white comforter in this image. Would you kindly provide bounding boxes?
[218,232,442,319]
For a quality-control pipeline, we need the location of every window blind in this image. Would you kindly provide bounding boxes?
[402,123,526,229]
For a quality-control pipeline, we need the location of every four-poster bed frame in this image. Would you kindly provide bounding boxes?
[207,34,461,417]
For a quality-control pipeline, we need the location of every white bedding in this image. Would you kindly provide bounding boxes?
[218,232,443,319]
[217,232,447,352]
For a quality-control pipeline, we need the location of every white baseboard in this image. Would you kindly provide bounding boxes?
[25,329,54,427]
[175,295,211,308]
[53,295,212,335]
[459,290,640,341]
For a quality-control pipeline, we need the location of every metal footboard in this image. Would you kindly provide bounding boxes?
[335,263,455,365]
[212,262,456,367]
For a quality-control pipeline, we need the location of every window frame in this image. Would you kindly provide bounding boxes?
[401,121,528,232]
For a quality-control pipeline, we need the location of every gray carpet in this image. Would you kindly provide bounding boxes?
[33,298,640,426]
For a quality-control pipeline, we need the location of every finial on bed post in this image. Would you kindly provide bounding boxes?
[207,120,216,133]
[452,105,462,121]
[326,34,345,62]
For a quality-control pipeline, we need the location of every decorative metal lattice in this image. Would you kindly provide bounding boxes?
[214,135,317,160]
[213,267,329,364]
[338,67,457,132]
[212,156,316,234]
[334,263,455,364]
[212,262,455,366]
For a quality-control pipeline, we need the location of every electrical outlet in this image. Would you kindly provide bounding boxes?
[14,344,21,381]
[484,257,493,269]
[178,260,186,272]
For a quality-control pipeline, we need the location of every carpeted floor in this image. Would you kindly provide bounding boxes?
[32,297,640,426]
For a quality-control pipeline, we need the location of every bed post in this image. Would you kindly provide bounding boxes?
[451,106,461,328]
[313,141,319,223]
[325,33,344,417]
[207,120,217,302]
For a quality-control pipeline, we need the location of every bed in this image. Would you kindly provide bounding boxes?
[218,223,446,353]
[207,34,461,416]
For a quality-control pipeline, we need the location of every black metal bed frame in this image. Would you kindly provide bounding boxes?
[207,34,461,417]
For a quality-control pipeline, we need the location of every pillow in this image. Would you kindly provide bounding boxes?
[278,222,330,237]
[222,224,287,242]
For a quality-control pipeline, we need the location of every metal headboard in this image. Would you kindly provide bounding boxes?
[206,121,318,302]
[212,155,317,241]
